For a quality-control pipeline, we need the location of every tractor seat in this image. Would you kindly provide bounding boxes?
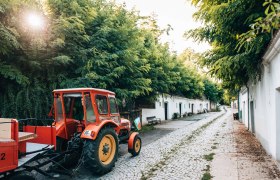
[18,132,37,142]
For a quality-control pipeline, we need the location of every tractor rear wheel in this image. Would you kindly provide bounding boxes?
[62,133,83,168]
[56,137,67,152]
[83,128,118,175]
[128,135,141,156]
[50,134,83,170]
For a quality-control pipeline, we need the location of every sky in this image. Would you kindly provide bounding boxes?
[115,0,211,54]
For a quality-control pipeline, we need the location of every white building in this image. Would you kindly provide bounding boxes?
[231,100,238,109]
[141,94,211,125]
[239,31,280,163]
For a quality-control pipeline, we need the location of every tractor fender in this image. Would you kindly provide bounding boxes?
[128,132,139,150]
[80,120,119,140]
[55,119,79,140]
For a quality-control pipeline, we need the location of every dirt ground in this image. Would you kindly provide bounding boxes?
[234,120,280,179]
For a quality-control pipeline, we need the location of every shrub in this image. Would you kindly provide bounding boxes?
[172,112,180,119]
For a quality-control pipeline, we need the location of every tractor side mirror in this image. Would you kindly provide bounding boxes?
[134,117,141,131]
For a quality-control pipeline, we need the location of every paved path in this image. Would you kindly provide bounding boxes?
[154,120,195,129]
[154,112,219,129]
[119,112,220,156]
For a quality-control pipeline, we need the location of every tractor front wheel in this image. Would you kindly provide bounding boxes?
[83,128,118,175]
[128,135,142,156]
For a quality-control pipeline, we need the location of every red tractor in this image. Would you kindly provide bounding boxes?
[0,88,142,179]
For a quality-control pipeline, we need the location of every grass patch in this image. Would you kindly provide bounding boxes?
[203,165,210,171]
[140,125,155,132]
[201,172,213,180]
[203,153,215,161]
[202,165,212,180]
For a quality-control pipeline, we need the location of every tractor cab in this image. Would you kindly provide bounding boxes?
[51,88,122,141]
[50,88,141,175]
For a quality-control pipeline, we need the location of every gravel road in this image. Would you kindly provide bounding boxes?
[35,108,280,180]
[35,110,226,180]
[74,109,228,180]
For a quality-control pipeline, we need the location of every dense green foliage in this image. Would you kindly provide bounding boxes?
[0,0,222,119]
[186,0,273,92]
[238,1,280,51]
[203,79,223,104]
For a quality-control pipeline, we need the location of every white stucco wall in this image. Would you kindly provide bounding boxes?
[239,88,248,127]
[239,31,280,161]
[141,94,211,125]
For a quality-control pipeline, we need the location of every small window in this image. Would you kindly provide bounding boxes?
[109,97,118,114]
[189,103,190,108]
[73,97,84,120]
[55,97,63,121]
[63,93,83,120]
[159,102,161,106]
[96,95,108,114]
[63,97,72,117]
[85,95,96,122]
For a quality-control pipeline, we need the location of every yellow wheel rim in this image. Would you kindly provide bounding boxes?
[134,139,141,153]
[98,134,116,165]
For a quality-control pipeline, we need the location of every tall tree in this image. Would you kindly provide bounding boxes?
[186,0,271,91]
[0,0,224,119]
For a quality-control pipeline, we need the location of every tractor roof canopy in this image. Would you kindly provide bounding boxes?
[53,88,115,96]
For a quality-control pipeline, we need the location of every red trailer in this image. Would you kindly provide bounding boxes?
[0,118,59,179]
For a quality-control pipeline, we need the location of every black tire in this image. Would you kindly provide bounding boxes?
[63,133,83,168]
[50,137,67,166]
[10,171,35,180]
[51,134,83,169]
[83,128,119,175]
[56,137,68,152]
[128,135,141,157]
[48,137,67,171]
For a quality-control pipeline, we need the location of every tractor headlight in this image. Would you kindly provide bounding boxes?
[84,130,95,137]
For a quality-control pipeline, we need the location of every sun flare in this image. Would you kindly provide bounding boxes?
[27,13,44,30]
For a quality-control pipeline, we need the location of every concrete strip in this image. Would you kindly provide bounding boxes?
[154,120,195,129]
[211,153,239,180]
